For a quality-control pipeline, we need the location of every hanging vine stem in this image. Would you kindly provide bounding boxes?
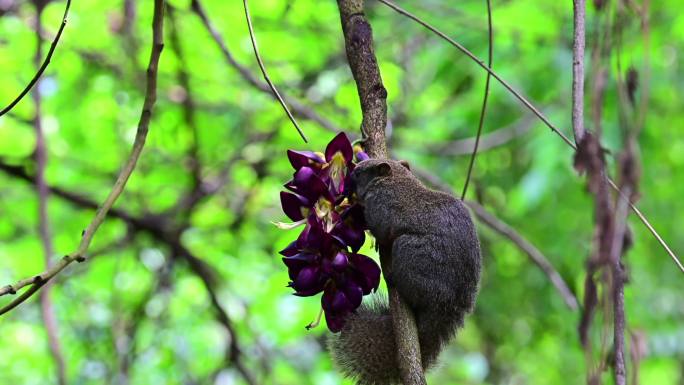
[461,0,493,200]
[0,0,166,315]
[377,0,684,274]
[0,0,71,117]
[242,0,308,143]
[571,0,587,143]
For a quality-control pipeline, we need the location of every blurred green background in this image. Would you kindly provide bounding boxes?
[0,0,683,384]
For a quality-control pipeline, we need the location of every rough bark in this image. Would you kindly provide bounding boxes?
[336,1,426,384]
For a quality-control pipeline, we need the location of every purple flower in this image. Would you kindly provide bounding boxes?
[287,150,325,170]
[280,192,310,222]
[324,133,354,195]
[278,132,379,332]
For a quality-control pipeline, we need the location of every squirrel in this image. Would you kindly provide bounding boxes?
[328,159,482,385]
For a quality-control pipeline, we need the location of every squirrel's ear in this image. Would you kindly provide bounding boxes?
[376,162,391,176]
[399,160,411,170]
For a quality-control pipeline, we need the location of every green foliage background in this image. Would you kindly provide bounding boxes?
[1,0,683,384]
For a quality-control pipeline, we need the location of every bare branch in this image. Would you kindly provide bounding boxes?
[31,3,67,383]
[183,249,258,385]
[379,0,684,274]
[611,186,630,385]
[190,0,341,134]
[337,0,388,159]
[378,0,576,149]
[466,200,579,311]
[0,0,71,117]
[411,166,578,311]
[336,0,423,383]
[242,0,307,143]
[428,115,535,156]
[0,0,166,315]
[572,0,587,143]
[461,0,493,200]
[167,5,203,224]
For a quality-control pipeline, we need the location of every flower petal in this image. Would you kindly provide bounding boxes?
[290,167,333,202]
[349,253,381,294]
[325,132,353,164]
[282,253,317,280]
[355,150,369,162]
[343,280,363,309]
[331,252,349,271]
[287,150,324,170]
[272,219,307,230]
[331,221,365,253]
[292,266,327,295]
[322,288,353,314]
[280,191,309,221]
[324,310,347,333]
[279,240,299,257]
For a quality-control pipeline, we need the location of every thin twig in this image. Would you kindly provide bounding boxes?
[611,186,630,385]
[0,0,71,117]
[378,0,684,274]
[0,0,166,315]
[461,0,493,200]
[411,166,578,311]
[429,115,536,156]
[337,0,389,160]
[336,0,423,383]
[190,0,342,134]
[467,200,579,311]
[31,4,67,382]
[167,5,203,226]
[242,0,307,143]
[378,0,575,149]
[572,0,587,143]
[189,255,258,385]
[0,156,260,384]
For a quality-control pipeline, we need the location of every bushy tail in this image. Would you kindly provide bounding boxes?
[328,298,399,385]
[328,297,463,385]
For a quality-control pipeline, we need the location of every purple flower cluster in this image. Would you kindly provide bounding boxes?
[278,133,378,332]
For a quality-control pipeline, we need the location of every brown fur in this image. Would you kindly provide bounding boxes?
[328,159,481,384]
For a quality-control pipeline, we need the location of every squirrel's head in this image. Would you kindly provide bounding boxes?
[350,159,412,202]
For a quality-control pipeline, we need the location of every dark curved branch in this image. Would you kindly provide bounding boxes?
[31,3,67,383]
[428,115,535,156]
[461,0,493,200]
[0,0,71,117]
[378,0,684,275]
[242,0,307,143]
[411,166,579,311]
[466,201,579,311]
[336,1,425,384]
[0,158,261,384]
[190,0,342,134]
[0,0,166,315]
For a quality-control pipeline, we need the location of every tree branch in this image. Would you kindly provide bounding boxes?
[0,0,166,315]
[411,166,578,311]
[190,0,342,134]
[336,1,425,383]
[0,0,71,117]
[461,0,493,200]
[572,0,587,143]
[378,0,684,275]
[0,157,262,384]
[467,200,579,311]
[242,0,307,143]
[427,115,536,156]
[31,2,67,383]
[337,0,388,159]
